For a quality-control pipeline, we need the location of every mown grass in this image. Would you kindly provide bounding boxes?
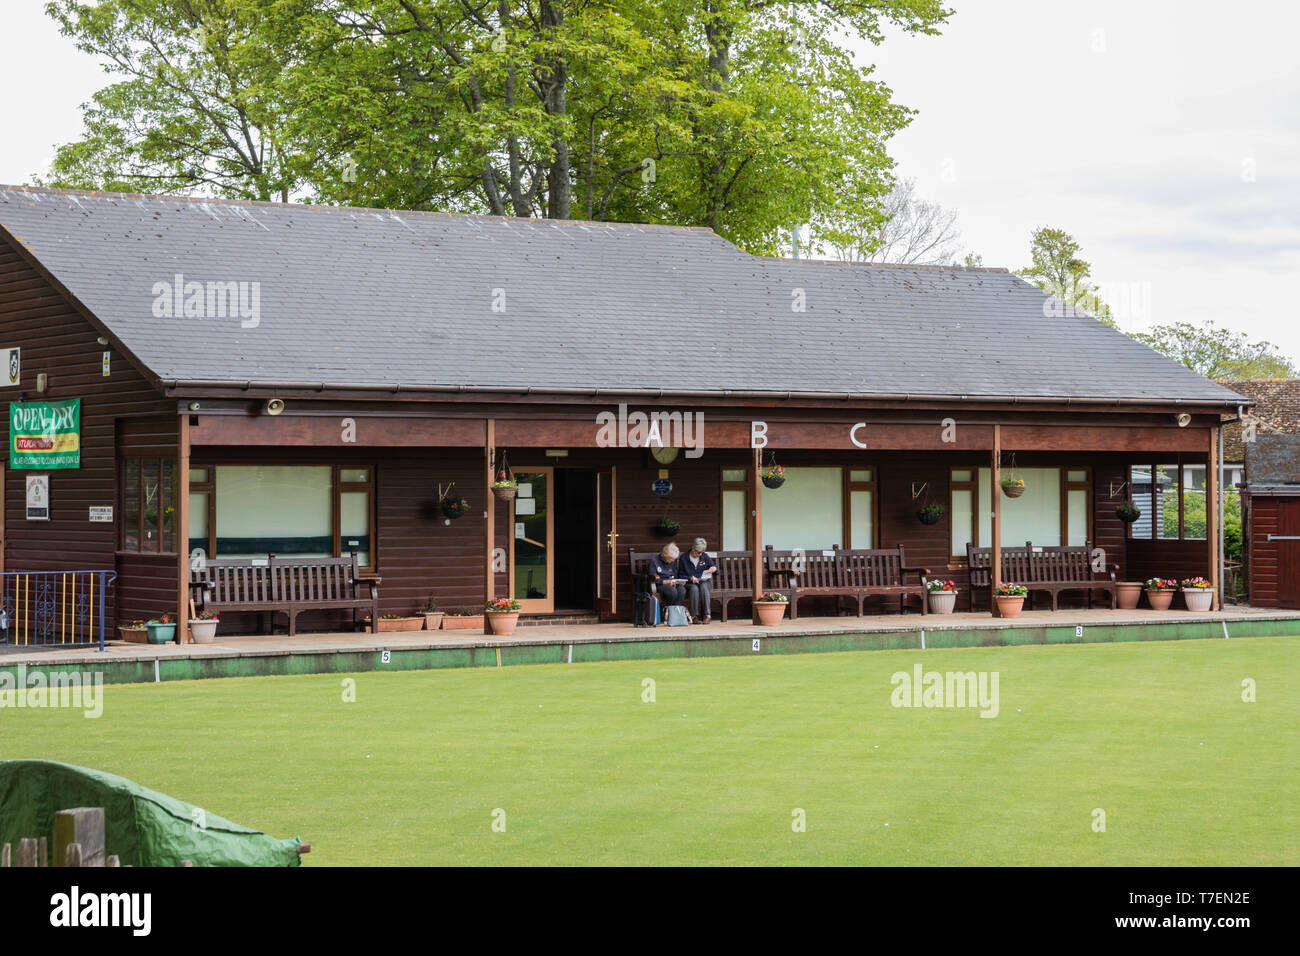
[3,636,1296,865]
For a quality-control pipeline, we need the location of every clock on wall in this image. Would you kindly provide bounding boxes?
[650,446,680,465]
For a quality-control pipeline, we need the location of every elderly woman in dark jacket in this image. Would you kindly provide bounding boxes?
[648,543,687,608]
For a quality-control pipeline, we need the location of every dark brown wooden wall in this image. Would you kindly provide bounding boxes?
[1246,495,1279,607]
[0,242,175,628]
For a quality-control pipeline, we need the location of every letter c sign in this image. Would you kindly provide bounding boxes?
[850,423,867,449]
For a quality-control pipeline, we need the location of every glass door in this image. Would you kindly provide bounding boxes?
[511,468,554,613]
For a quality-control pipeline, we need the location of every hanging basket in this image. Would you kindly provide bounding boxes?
[441,497,472,519]
[1116,502,1141,523]
[917,507,944,525]
[653,518,680,539]
[762,474,786,489]
[1001,481,1025,499]
[492,484,518,502]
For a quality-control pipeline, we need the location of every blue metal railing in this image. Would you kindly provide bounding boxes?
[0,571,118,651]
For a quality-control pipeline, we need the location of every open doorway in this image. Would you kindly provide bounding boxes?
[510,466,597,613]
[553,468,595,610]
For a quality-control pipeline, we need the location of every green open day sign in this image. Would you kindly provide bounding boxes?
[10,399,81,469]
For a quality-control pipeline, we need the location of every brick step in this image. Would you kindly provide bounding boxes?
[518,613,601,627]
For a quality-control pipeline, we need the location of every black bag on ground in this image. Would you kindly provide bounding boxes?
[633,591,655,627]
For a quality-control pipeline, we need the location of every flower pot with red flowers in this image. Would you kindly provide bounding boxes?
[1000,476,1025,499]
[1144,578,1177,610]
[994,583,1027,618]
[761,464,786,489]
[1180,576,1215,612]
[1116,582,1143,609]
[145,614,176,644]
[189,610,220,644]
[926,579,958,613]
[492,472,518,502]
[754,591,788,625]
[486,597,522,635]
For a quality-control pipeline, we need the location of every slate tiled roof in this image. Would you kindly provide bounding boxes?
[0,185,1248,404]
[1218,379,1300,462]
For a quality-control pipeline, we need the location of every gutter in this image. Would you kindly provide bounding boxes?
[160,379,1252,408]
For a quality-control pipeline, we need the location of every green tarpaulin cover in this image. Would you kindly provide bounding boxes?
[0,760,303,866]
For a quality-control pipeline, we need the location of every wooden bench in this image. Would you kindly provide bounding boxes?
[765,546,928,619]
[190,553,379,636]
[966,541,1117,611]
[628,549,757,622]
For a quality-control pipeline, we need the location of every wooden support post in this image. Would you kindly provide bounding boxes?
[54,807,105,868]
[485,419,496,606]
[751,445,763,623]
[1208,424,1220,610]
[177,415,191,644]
[991,424,1002,617]
[16,838,37,867]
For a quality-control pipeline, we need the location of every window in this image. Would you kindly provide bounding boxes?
[185,464,376,570]
[721,466,877,551]
[950,466,1092,559]
[1131,461,1207,541]
[120,458,177,553]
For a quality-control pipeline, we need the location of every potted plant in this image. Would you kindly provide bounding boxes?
[653,516,680,539]
[189,610,220,644]
[1144,577,1177,611]
[926,579,959,614]
[441,496,472,519]
[917,503,945,525]
[1000,476,1025,499]
[117,620,148,643]
[421,595,444,630]
[1115,499,1142,523]
[754,591,789,625]
[994,583,1028,618]
[442,607,486,631]
[485,597,523,635]
[1181,576,1215,612]
[375,613,425,632]
[761,464,786,489]
[1116,581,1143,609]
[492,471,518,502]
[145,613,176,644]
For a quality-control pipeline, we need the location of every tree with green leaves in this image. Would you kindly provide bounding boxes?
[42,0,952,255]
[1019,226,1114,326]
[1131,322,1297,380]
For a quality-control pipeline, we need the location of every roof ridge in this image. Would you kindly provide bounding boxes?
[0,184,721,236]
[756,254,1010,274]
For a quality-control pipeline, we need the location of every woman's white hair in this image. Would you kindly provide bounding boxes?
[693,537,708,551]
[661,543,680,560]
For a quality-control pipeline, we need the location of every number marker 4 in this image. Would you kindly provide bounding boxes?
[752,638,761,652]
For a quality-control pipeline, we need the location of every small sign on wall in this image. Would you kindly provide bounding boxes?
[3,347,18,387]
[89,506,113,523]
[102,351,111,377]
[26,474,49,521]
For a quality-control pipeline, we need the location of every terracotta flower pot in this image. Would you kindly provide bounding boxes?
[1116,582,1142,609]
[376,616,424,632]
[442,614,485,631]
[118,626,148,644]
[928,591,958,614]
[1183,588,1214,612]
[1145,589,1175,611]
[487,610,521,635]
[189,619,219,644]
[755,601,787,625]
[422,612,444,630]
[995,595,1025,619]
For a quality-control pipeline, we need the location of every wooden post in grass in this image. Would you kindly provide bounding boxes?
[54,807,104,868]
[1208,423,1220,610]
[751,445,763,623]
[991,424,1003,617]
[485,418,495,607]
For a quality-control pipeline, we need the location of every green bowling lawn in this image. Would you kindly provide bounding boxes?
[4,636,1296,865]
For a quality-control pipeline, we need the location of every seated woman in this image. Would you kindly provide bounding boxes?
[648,543,687,608]
[681,537,718,624]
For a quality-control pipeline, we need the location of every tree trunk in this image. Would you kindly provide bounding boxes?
[541,1,570,219]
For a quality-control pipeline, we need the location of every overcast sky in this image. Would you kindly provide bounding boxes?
[2,0,1297,361]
